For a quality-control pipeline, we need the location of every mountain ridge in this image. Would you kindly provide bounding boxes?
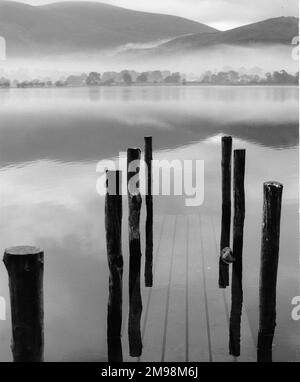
[148,16,299,54]
[0,0,218,57]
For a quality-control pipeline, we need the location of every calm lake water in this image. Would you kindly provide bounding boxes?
[0,86,298,362]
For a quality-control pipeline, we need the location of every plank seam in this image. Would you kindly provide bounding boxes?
[138,216,166,362]
[198,214,213,362]
[185,216,189,362]
[161,216,177,362]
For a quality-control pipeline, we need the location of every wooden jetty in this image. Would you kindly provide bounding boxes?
[124,213,256,362]
[2,136,282,363]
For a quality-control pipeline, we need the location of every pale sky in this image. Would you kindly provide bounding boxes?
[5,0,299,30]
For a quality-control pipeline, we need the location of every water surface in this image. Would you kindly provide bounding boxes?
[0,86,298,361]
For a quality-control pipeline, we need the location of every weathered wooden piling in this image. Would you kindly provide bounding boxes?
[257,181,283,362]
[229,149,246,357]
[144,137,153,287]
[127,148,143,357]
[105,170,123,362]
[219,136,232,288]
[3,246,44,362]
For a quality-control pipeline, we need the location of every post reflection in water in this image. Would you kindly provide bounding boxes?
[0,85,298,361]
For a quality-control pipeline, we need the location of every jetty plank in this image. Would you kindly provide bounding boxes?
[188,214,210,362]
[164,215,187,362]
[199,214,233,362]
[139,215,176,362]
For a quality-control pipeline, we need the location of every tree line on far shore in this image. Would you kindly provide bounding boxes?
[201,70,299,85]
[0,69,298,88]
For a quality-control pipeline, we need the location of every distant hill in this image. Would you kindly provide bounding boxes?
[0,1,217,57]
[147,17,299,54]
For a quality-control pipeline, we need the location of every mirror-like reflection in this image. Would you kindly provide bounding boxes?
[0,85,298,361]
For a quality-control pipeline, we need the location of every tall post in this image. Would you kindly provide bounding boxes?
[144,137,153,287]
[257,181,283,362]
[219,136,232,288]
[3,246,44,362]
[105,170,123,362]
[127,148,143,357]
[229,150,246,357]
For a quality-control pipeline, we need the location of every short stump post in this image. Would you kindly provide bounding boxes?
[3,246,44,362]
[257,181,283,362]
[219,136,232,288]
[105,170,123,362]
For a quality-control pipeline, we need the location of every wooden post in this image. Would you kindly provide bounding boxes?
[127,148,143,357]
[105,170,123,362]
[229,149,246,357]
[219,136,232,288]
[144,137,153,287]
[257,181,283,362]
[3,246,44,362]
